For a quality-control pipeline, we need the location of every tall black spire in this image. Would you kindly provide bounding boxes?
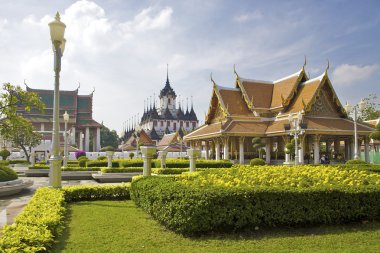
[159,64,176,98]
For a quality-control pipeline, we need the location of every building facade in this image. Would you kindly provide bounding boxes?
[17,85,102,152]
[122,70,199,144]
[184,62,375,164]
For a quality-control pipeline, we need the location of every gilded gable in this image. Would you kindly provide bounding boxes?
[307,83,341,117]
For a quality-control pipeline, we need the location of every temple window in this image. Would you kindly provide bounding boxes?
[160,121,164,127]
[173,123,177,130]
[186,122,189,127]
[153,120,157,126]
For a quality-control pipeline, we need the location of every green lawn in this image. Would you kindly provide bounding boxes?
[52,201,380,253]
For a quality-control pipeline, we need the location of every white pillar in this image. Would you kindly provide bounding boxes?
[350,139,355,160]
[41,123,45,131]
[314,135,320,164]
[85,127,90,152]
[344,139,349,161]
[141,146,156,176]
[239,137,245,164]
[187,149,200,172]
[159,150,168,168]
[71,127,76,145]
[298,137,304,164]
[223,137,229,160]
[265,138,271,164]
[79,132,84,151]
[106,151,114,168]
[215,140,221,161]
[96,127,101,151]
[365,137,370,163]
[205,141,209,160]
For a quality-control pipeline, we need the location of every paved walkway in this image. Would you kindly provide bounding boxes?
[0,172,118,230]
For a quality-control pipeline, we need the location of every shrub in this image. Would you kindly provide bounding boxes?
[0,149,11,160]
[62,167,101,171]
[250,158,266,166]
[67,161,79,166]
[78,156,89,167]
[346,159,367,165]
[153,159,233,169]
[75,150,86,159]
[129,153,135,159]
[100,146,116,152]
[119,159,146,168]
[131,166,380,235]
[0,160,10,166]
[152,168,189,175]
[97,156,107,160]
[154,158,188,168]
[9,160,30,164]
[63,184,131,202]
[0,166,18,182]
[29,165,50,169]
[101,167,143,173]
[86,160,119,168]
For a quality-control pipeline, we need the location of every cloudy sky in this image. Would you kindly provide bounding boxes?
[0,0,379,133]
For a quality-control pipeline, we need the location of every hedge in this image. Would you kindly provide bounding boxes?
[0,160,10,166]
[29,165,50,169]
[119,159,145,168]
[346,159,367,165]
[101,167,143,173]
[9,160,30,165]
[131,171,380,235]
[0,184,131,252]
[250,158,266,166]
[28,166,101,171]
[86,160,120,168]
[152,168,189,175]
[154,159,233,168]
[0,166,18,182]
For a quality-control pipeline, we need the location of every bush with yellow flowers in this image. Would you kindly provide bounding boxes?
[131,165,380,235]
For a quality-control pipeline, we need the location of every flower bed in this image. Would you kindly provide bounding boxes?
[131,165,380,234]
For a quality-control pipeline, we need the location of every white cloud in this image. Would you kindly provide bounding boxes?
[332,64,380,85]
[235,10,262,23]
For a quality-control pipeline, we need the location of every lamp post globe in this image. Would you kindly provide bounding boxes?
[49,12,66,188]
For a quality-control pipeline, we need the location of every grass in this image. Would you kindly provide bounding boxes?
[52,201,380,253]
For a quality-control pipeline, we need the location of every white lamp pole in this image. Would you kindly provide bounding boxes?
[345,99,366,160]
[48,12,66,188]
[288,111,304,166]
[63,111,69,168]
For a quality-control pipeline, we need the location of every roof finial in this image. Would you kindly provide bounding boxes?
[325,59,330,74]
[210,72,216,87]
[303,55,307,69]
[144,100,146,112]
[76,82,81,90]
[191,95,193,108]
[233,64,238,76]
[186,97,189,112]
[166,63,169,82]
[91,86,95,95]
[55,12,61,22]
[23,79,30,89]
[150,95,152,109]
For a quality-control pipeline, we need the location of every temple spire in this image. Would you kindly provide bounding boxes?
[166,64,169,84]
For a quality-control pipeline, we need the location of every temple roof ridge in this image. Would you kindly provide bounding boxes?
[239,77,273,85]
[273,69,303,83]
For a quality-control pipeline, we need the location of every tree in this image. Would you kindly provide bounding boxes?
[2,117,42,162]
[252,137,265,158]
[357,94,379,122]
[0,149,10,160]
[285,138,300,160]
[100,125,119,148]
[370,123,380,141]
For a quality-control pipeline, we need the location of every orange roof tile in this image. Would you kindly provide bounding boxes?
[271,73,302,108]
[157,132,178,147]
[184,122,223,140]
[286,78,321,113]
[218,88,252,116]
[224,121,268,136]
[240,79,273,109]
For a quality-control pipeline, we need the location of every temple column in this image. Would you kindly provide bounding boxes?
[79,132,84,151]
[96,127,101,151]
[334,139,340,157]
[205,141,209,160]
[85,127,90,152]
[298,136,305,164]
[350,138,355,160]
[71,127,76,145]
[265,138,271,164]
[364,137,370,163]
[223,137,229,160]
[215,139,221,161]
[344,139,349,161]
[92,129,96,152]
[239,137,245,164]
[283,136,290,163]
[314,135,321,164]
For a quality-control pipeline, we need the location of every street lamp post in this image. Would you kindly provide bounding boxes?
[133,126,141,158]
[63,111,69,168]
[48,12,66,188]
[287,111,305,166]
[344,99,366,160]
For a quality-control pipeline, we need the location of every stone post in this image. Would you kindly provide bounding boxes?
[215,140,221,161]
[239,137,245,164]
[106,151,114,168]
[364,137,370,163]
[141,146,156,176]
[265,138,271,164]
[159,150,168,168]
[187,148,200,172]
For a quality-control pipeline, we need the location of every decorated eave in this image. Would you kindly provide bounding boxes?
[205,76,230,124]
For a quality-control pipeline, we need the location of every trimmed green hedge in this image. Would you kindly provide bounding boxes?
[152,168,189,175]
[0,160,10,166]
[119,159,145,168]
[9,160,30,165]
[131,176,380,235]
[346,159,367,165]
[62,167,101,171]
[101,167,143,173]
[86,160,120,168]
[154,159,233,168]
[250,158,266,166]
[29,165,50,169]
[0,166,18,182]
[0,185,131,252]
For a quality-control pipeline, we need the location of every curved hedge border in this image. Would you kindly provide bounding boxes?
[0,184,131,252]
[101,167,143,173]
[131,175,380,235]
[86,160,120,168]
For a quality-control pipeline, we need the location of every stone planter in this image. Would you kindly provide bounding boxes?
[187,149,200,172]
[140,146,157,176]
[106,151,115,168]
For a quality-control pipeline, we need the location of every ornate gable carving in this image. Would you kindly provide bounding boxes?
[308,85,340,117]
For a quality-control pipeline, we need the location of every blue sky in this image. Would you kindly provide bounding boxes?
[0,0,379,133]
